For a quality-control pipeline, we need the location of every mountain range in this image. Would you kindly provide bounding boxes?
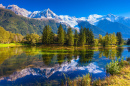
[0,4,130,38]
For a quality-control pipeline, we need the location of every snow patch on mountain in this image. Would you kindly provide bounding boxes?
[1,4,129,30]
[105,13,119,22]
[0,4,5,8]
[6,5,32,17]
[59,15,78,27]
[86,13,128,25]
[87,14,103,25]
[29,8,59,19]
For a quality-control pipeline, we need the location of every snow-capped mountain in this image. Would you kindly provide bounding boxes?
[0,4,129,29]
[0,4,130,38]
[29,8,60,19]
[0,4,87,29]
[0,4,5,8]
[87,14,103,25]
[6,5,32,17]
[86,13,130,26]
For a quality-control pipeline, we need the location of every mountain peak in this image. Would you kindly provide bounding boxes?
[8,4,19,7]
[0,4,5,8]
[87,14,103,25]
[6,4,32,17]
[47,8,50,10]
[106,13,117,17]
[29,8,57,18]
[105,13,119,22]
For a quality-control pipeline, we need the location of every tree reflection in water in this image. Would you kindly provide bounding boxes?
[0,46,128,86]
[99,48,124,59]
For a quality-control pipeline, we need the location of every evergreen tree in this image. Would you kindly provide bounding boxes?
[88,29,94,45]
[57,24,64,45]
[79,27,86,46]
[86,28,89,44]
[127,38,130,45]
[64,30,67,44]
[67,27,74,46]
[50,32,54,44]
[74,29,79,46]
[116,32,123,45]
[42,25,54,44]
[106,32,109,35]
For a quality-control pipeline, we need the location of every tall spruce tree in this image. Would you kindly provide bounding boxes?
[79,27,86,46]
[57,24,64,45]
[86,28,89,44]
[116,32,123,45]
[85,28,94,45]
[42,25,54,44]
[127,38,130,45]
[88,29,94,45]
[64,30,67,44]
[74,29,79,46]
[67,27,74,46]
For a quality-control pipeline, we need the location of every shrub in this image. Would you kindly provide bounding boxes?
[106,60,120,75]
[62,73,91,86]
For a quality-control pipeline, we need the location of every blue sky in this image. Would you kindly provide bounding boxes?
[0,0,130,18]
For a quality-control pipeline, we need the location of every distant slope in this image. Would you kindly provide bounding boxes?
[0,8,68,35]
[78,21,106,37]
[97,19,130,38]
[117,17,130,27]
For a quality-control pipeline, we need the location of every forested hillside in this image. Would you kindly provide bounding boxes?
[0,8,68,35]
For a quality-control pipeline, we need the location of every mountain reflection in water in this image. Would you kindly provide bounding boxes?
[0,46,129,85]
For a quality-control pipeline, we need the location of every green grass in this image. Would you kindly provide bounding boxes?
[62,73,91,86]
[93,64,130,86]
[0,43,23,47]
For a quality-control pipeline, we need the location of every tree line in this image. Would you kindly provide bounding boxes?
[41,24,95,46]
[0,25,125,46]
[41,24,124,46]
[98,32,123,47]
[0,26,23,43]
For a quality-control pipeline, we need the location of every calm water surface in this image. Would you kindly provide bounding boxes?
[0,46,130,86]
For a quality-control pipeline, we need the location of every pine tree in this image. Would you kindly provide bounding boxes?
[127,38,130,45]
[64,30,67,44]
[88,29,94,45]
[74,29,79,46]
[116,32,123,45]
[86,28,89,44]
[42,25,53,44]
[79,27,86,46]
[67,27,74,46]
[57,24,64,45]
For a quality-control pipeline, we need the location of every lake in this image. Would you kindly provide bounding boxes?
[0,46,130,86]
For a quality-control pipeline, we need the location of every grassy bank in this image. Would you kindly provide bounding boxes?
[61,59,130,86]
[93,60,130,86]
[96,65,130,86]
[0,43,25,47]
